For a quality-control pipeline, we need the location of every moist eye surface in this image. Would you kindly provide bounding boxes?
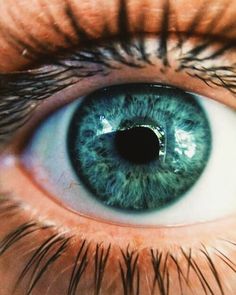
[67,83,212,212]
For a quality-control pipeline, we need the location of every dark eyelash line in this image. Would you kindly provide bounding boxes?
[169,254,186,295]
[0,40,236,148]
[117,0,131,55]
[0,222,41,256]
[68,239,90,295]
[214,247,236,273]
[200,246,225,295]
[157,0,170,67]
[0,196,235,295]
[26,236,71,295]
[119,247,140,295]
[175,0,234,54]
[0,0,234,64]
[151,249,170,295]
[94,243,111,295]
[64,1,94,48]
[180,248,210,295]
[180,65,236,94]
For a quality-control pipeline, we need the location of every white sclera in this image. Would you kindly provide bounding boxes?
[21,95,236,226]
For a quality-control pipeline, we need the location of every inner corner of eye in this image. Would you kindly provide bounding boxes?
[19,82,236,226]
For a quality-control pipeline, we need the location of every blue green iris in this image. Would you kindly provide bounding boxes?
[68,84,211,211]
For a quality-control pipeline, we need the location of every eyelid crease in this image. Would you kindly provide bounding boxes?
[0,35,235,147]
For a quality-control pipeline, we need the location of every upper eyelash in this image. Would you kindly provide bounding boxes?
[1,0,235,63]
[0,36,235,146]
[0,1,236,146]
[0,195,234,295]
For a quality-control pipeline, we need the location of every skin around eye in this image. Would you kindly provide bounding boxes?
[0,1,236,295]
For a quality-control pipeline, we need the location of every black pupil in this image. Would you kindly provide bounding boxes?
[114,126,160,164]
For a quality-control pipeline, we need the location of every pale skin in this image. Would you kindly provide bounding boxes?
[0,0,236,294]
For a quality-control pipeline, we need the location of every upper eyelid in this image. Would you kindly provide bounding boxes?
[0,0,236,72]
[0,35,235,149]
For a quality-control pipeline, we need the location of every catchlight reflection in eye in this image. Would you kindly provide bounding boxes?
[21,83,236,226]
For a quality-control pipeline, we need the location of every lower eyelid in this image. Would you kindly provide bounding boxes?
[1,153,236,294]
[1,196,236,295]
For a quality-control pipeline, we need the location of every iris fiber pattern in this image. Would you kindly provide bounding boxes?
[68,84,211,211]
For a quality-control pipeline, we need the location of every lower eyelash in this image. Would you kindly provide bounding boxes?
[0,195,234,295]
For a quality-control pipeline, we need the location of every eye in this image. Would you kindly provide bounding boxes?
[1,2,236,294]
[20,82,236,226]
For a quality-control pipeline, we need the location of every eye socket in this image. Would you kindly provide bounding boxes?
[20,82,236,226]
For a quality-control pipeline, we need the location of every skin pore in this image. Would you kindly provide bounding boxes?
[0,0,236,294]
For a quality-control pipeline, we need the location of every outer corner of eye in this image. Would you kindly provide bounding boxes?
[19,83,236,227]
